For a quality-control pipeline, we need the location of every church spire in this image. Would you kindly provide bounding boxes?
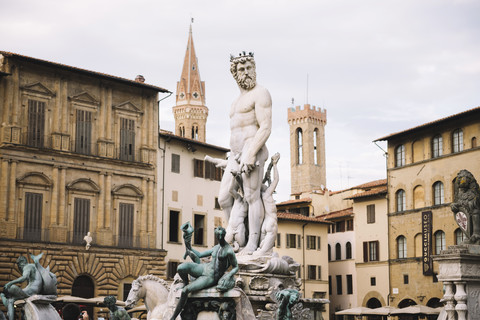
[173,23,209,142]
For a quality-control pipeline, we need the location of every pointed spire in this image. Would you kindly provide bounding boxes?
[173,24,209,143]
[176,24,205,106]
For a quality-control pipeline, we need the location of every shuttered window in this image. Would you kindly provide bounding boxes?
[171,154,180,173]
[24,192,43,241]
[194,159,204,178]
[75,110,92,155]
[73,198,90,244]
[27,100,45,147]
[119,203,134,247]
[120,118,135,161]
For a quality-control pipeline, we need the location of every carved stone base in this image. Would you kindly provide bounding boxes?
[22,295,61,320]
[435,245,480,320]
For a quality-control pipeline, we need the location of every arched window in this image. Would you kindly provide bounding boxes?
[452,129,464,153]
[296,128,303,164]
[431,135,443,158]
[472,137,477,148]
[346,242,352,259]
[313,128,319,165]
[395,145,405,167]
[433,181,444,205]
[455,228,465,245]
[328,244,331,261]
[414,233,422,257]
[397,235,407,259]
[396,189,406,212]
[335,243,341,260]
[434,230,446,254]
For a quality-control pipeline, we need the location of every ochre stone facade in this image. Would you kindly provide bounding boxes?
[288,104,326,194]
[0,51,168,314]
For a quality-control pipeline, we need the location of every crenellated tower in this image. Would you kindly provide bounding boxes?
[173,24,208,142]
[287,104,327,194]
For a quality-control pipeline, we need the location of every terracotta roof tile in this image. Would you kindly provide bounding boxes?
[0,51,170,93]
[318,207,354,221]
[346,186,387,199]
[159,129,229,152]
[276,198,312,206]
[350,179,387,190]
[277,212,330,224]
[374,106,480,141]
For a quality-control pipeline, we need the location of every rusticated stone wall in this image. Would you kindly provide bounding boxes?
[0,240,166,297]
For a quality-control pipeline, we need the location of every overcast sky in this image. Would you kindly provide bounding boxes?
[2,0,479,202]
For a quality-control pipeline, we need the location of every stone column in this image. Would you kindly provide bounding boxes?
[105,173,112,228]
[7,160,17,221]
[98,173,105,228]
[0,159,8,221]
[58,167,66,226]
[147,179,153,233]
[50,166,59,225]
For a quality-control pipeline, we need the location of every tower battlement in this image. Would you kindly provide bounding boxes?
[287,104,327,125]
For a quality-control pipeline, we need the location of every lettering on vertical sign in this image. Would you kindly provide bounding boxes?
[422,211,433,275]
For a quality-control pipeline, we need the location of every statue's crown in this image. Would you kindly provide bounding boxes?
[230,51,254,62]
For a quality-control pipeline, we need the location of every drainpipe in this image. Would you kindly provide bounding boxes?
[157,92,172,250]
[302,222,308,296]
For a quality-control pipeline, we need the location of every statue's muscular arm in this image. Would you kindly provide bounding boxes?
[241,87,272,174]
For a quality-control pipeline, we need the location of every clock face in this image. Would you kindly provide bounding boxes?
[179,92,185,99]
[193,92,199,99]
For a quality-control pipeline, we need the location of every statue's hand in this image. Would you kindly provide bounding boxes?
[4,283,11,291]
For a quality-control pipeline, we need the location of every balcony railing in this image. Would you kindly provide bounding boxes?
[12,132,145,163]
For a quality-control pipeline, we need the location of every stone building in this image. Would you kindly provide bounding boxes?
[346,180,388,309]
[0,51,169,317]
[157,129,228,279]
[172,25,208,142]
[288,104,327,195]
[374,106,480,308]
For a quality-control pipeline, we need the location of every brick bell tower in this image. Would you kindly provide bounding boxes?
[287,104,327,194]
[173,24,208,142]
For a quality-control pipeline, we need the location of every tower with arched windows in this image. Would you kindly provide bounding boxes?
[172,24,208,142]
[287,104,327,194]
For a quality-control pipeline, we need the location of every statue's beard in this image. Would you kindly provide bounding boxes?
[236,72,256,90]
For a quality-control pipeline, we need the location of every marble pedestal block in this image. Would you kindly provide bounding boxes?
[434,245,480,320]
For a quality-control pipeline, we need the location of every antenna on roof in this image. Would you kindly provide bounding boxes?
[306,73,309,105]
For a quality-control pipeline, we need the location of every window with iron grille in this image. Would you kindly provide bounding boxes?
[367,204,375,224]
[119,203,134,247]
[73,198,90,244]
[120,118,135,161]
[75,110,92,155]
[171,154,180,173]
[24,192,43,241]
[27,100,45,148]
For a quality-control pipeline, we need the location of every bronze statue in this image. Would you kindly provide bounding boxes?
[1,253,57,320]
[275,289,300,320]
[170,226,239,320]
[103,296,130,320]
[451,169,480,244]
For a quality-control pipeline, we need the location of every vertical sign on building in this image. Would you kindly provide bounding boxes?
[422,211,433,275]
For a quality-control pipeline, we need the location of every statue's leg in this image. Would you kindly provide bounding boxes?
[238,154,266,255]
[218,160,235,222]
[170,276,215,320]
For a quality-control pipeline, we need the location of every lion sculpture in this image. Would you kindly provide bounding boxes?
[451,169,480,244]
